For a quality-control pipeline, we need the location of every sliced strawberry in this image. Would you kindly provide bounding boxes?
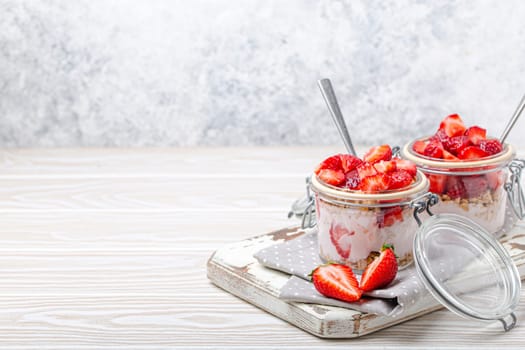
[359,244,398,292]
[318,169,345,186]
[423,139,444,159]
[377,206,404,228]
[412,140,428,155]
[339,154,363,173]
[329,224,354,259]
[363,145,392,164]
[428,174,447,194]
[315,155,343,175]
[374,160,397,174]
[462,175,489,198]
[311,264,363,302]
[457,146,490,160]
[446,176,466,199]
[442,135,471,156]
[356,162,378,179]
[392,158,417,177]
[486,170,503,191]
[439,114,466,137]
[432,129,450,143]
[359,174,391,192]
[442,149,460,161]
[388,170,414,190]
[479,139,503,155]
[345,169,361,190]
[464,126,487,145]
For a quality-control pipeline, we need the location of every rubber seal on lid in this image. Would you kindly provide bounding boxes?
[413,214,521,331]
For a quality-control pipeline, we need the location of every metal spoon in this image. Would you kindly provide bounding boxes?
[318,78,357,156]
[500,93,525,143]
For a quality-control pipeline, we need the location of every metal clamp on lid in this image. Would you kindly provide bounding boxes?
[505,159,525,219]
[410,192,439,226]
[288,176,316,229]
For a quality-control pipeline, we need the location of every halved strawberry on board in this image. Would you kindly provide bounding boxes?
[363,145,392,164]
[439,114,467,137]
[359,244,398,292]
[310,264,363,303]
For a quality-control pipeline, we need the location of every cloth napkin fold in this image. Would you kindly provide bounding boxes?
[253,229,473,316]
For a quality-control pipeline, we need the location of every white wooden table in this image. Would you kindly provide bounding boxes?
[1,147,524,349]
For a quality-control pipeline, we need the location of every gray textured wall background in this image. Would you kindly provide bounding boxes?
[1,0,524,148]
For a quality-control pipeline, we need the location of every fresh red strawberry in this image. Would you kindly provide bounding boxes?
[377,206,404,228]
[345,169,361,190]
[479,139,503,155]
[486,170,503,191]
[464,126,487,145]
[462,176,489,198]
[356,162,378,179]
[363,145,392,164]
[359,244,398,292]
[442,135,471,156]
[374,160,397,173]
[392,158,417,177]
[329,224,354,259]
[315,155,343,175]
[446,176,466,199]
[359,174,391,192]
[412,140,428,155]
[442,149,460,161]
[432,129,450,143]
[457,146,490,160]
[318,169,345,186]
[388,170,414,190]
[423,139,444,158]
[340,154,363,173]
[428,174,447,194]
[311,264,363,302]
[439,114,466,137]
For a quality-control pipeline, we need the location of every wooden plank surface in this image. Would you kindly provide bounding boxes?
[0,147,524,349]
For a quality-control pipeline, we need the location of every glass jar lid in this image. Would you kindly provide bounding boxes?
[413,213,521,331]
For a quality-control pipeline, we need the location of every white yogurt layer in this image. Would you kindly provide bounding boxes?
[432,186,507,235]
[316,198,418,269]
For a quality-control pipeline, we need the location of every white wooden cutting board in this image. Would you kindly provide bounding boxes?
[207,224,525,338]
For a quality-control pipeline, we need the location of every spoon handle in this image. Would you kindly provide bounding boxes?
[317,79,357,156]
[500,93,525,143]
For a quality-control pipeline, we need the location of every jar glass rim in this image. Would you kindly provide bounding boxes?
[401,138,515,170]
[310,170,429,201]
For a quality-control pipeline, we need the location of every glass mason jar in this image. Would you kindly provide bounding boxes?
[401,141,521,236]
[310,171,429,270]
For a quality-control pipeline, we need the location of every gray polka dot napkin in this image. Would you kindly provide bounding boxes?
[253,226,498,316]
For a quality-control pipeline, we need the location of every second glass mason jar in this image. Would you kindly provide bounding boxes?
[401,140,519,236]
[310,170,430,271]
